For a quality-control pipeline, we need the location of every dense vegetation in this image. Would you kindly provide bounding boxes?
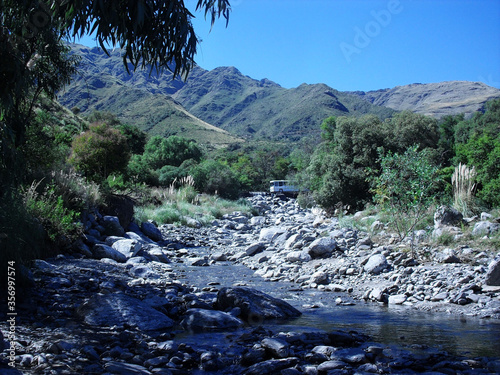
[1,0,499,289]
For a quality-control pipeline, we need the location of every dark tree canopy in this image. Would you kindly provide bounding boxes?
[57,0,231,78]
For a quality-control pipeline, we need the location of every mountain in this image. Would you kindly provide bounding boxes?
[58,45,244,148]
[59,44,500,146]
[59,44,396,143]
[170,67,395,141]
[348,81,500,118]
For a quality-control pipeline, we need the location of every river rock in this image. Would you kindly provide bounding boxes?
[307,237,337,258]
[286,250,312,263]
[181,308,243,332]
[434,205,463,228]
[246,242,266,256]
[101,215,125,236]
[92,244,127,263]
[472,221,500,236]
[112,239,142,258]
[76,293,174,331]
[216,287,301,321]
[104,361,151,374]
[242,357,299,375]
[364,254,388,274]
[141,221,163,242]
[485,258,500,286]
[259,227,285,243]
[261,337,290,358]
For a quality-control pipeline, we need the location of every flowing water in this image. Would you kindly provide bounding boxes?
[174,249,500,358]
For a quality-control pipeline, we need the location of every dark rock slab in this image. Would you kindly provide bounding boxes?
[216,287,301,322]
[76,293,174,331]
[180,308,243,332]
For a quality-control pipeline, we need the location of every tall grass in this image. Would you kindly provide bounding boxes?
[134,177,253,226]
[451,163,477,216]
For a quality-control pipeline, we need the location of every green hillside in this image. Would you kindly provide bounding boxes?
[59,45,243,148]
[59,44,395,143]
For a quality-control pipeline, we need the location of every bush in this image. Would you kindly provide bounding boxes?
[0,188,45,288]
[69,122,130,182]
[371,146,441,256]
[23,180,83,244]
[190,159,240,199]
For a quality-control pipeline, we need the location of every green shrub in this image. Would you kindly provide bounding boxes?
[23,181,83,243]
[0,188,44,288]
[190,159,241,199]
[69,122,130,182]
[371,146,441,257]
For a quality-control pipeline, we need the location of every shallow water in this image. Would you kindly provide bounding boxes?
[174,252,500,357]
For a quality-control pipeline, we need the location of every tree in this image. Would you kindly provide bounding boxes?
[371,146,441,257]
[384,111,439,152]
[1,0,230,176]
[190,159,240,199]
[305,115,387,211]
[142,135,202,169]
[57,0,230,78]
[69,122,130,182]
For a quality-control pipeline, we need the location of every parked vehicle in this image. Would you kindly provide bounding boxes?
[269,180,300,194]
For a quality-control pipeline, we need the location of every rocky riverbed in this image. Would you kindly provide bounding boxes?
[1,194,500,374]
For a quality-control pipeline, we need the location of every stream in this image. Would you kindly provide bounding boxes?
[173,247,500,358]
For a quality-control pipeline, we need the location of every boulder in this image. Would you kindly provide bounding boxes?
[181,308,243,332]
[76,293,174,331]
[472,221,500,237]
[364,254,388,275]
[245,242,266,256]
[112,239,142,258]
[259,227,285,243]
[92,244,127,263]
[485,258,500,286]
[101,215,125,237]
[216,287,301,322]
[141,221,163,242]
[286,250,312,263]
[434,205,463,228]
[307,237,337,258]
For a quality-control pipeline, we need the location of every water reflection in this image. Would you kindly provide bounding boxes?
[175,253,500,357]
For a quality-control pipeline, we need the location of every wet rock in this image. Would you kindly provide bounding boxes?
[76,293,174,331]
[104,361,151,374]
[216,287,301,321]
[261,337,290,358]
[180,308,243,332]
[242,357,299,375]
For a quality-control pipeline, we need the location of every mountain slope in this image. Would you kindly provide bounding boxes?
[349,81,500,118]
[60,44,396,143]
[59,44,244,147]
[171,66,395,141]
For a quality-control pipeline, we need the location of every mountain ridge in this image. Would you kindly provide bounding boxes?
[58,44,500,145]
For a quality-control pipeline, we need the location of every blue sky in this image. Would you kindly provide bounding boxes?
[79,0,500,91]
